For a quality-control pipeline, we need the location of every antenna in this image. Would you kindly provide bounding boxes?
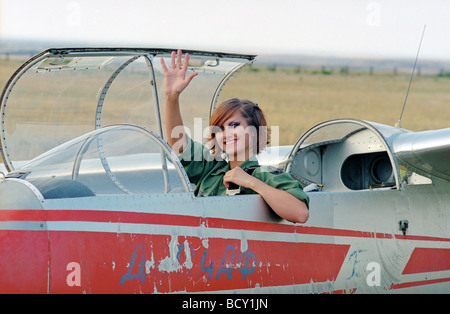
[395,24,426,128]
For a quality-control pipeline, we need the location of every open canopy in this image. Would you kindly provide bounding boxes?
[0,48,255,171]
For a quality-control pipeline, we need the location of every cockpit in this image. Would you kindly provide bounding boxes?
[0,48,255,198]
[285,119,400,192]
[6,124,192,198]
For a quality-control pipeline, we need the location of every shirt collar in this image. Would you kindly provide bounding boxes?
[239,157,259,171]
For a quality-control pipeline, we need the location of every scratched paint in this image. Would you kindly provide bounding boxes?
[158,236,184,273]
[120,235,349,293]
[36,229,349,293]
[0,227,340,293]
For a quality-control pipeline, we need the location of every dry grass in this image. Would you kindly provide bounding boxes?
[1,58,449,147]
[218,66,450,145]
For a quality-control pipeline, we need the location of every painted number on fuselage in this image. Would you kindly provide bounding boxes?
[120,237,257,286]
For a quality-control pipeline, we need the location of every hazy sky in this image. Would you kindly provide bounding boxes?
[1,0,449,60]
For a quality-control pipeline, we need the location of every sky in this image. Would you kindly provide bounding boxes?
[1,0,450,60]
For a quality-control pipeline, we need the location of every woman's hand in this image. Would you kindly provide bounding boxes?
[223,167,257,189]
[161,50,197,153]
[224,167,309,224]
[160,49,198,100]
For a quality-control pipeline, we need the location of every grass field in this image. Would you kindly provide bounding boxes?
[1,57,449,146]
[218,65,450,145]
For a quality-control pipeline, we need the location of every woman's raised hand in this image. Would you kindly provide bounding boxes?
[160,49,198,100]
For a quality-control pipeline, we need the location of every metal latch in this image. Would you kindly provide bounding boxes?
[399,220,409,236]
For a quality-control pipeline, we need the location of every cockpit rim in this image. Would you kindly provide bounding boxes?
[287,118,403,190]
[6,123,195,197]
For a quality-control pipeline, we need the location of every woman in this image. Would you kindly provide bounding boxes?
[161,50,309,223]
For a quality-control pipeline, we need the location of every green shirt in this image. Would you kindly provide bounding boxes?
[178,137,309,208]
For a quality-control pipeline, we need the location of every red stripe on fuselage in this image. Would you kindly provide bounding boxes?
[44,232,351,293]
[402,248,450,275]
[2,209,450,243]
[0,230,49,293]
[390,277,450,290]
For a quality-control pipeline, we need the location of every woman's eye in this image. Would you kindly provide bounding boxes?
[229,122,240,128]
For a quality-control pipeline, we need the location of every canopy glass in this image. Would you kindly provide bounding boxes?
[0,48,254,171]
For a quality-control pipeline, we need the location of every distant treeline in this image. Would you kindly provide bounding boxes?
[247,63,450,77]
[2,50,449,77]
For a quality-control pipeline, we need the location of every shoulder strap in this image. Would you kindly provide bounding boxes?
[226,165,260,195]
[245,165,261,175]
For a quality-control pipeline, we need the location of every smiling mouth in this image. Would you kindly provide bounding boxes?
[224,138,237,146]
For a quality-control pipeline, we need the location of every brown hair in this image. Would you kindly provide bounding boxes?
[207,98,270,156]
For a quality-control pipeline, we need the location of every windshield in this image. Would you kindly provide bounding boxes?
[9,124,191,197]
[299,121,366,148]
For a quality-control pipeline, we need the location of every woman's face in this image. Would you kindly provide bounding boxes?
[214,112,257,161]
